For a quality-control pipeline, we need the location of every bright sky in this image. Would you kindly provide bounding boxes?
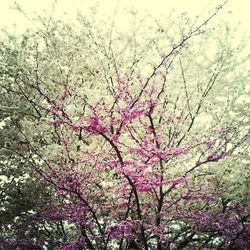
[0,0,249,37]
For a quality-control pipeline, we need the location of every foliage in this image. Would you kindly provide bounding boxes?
[0,1,249,249]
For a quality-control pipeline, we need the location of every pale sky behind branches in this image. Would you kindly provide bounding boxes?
[0,0,249,38]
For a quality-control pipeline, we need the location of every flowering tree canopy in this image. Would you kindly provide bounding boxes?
[0,1,249,249]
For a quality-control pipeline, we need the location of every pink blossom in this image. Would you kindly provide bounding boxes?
[84,115,107,134]
[167,176,186,185]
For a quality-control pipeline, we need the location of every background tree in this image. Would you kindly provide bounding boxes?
[0,1,249,249]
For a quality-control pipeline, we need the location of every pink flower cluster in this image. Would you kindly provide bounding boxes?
[84,115,107,134]
[122,107,145,122]
[69,115,107,134]
[167,176,186,185]
[107,220,135,239]
[129,137,189,160]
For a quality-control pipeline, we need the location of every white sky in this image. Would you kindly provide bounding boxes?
[0,0,250,37]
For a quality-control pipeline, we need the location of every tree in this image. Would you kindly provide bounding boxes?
[0,35,71,249]
[0,1,249,249]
